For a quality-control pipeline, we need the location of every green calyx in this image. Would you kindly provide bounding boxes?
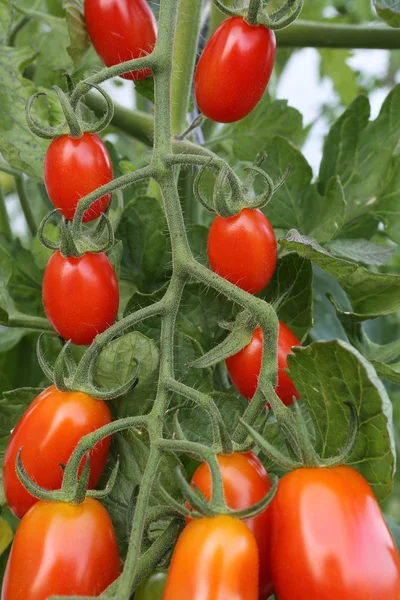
[211,0,304,30]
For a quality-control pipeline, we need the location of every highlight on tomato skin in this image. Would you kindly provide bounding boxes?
[162,514,259,600]
[1,498,121,600]
[194,16,276,123]
[44,133,113,223]
[188,452,274,600]
[207,208,277,295]
[84,0,157,81]
[2,385,112,519]
[226,321,301,405]
[270,466,400,600]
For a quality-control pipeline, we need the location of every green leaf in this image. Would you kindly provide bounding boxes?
[372,361,400,384]
[288,340,396,501]
[261,253,313,341]
[63,0,90,66]
[319,49,359,105]
[374,0,400,27]
[0,388,42,451]
[174,330,213,393]
[135,77,155,103]
[0,518,12,556]
[0,0,11,44]
[326,239,395,266]
[281,231,400,319]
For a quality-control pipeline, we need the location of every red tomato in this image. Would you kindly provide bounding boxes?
[43,251,119,345]
[44,133,113,222]
[189,453,273,599]
[3,386,111,519]
[2,498,120,600]
[84,0,157,81]
[226,322,300,405]
[163,515,259,600]
[194,17,276,123]
[207,209,277,294]
[270,466,400,599]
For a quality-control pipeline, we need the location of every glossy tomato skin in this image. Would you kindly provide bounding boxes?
[43,251,119,345]
[135,570,167,600]
[194,17,276,123]
[84,0,157,81]
[189,453,273,600]
[271,466,400,600]
[163,515,259,600]
[2,498,120,600]
[207,209,277,294]
[226,322,300,404]
[3,386,112,519]
[44,133,113,222]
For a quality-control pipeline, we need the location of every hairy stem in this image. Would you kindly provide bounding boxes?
[15,176,37,237]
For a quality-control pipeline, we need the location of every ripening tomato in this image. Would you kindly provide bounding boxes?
[270,466,400,599]
[207,209,277,294]
[43,250,119,345]
[162,515,259,600]
[194,17,276,123]
[189,453,273,600]
[84,0,157,81]
[3,386,111,519]
[135,570,167,600]
[2,498,120,600]
[44,133,113,222]
[226,322,300,405]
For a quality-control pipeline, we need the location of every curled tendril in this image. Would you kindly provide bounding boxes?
[258,0,304,30]
[211,0,243,18]
[193,159,244,218]
[25,92,68,140]
[76,82,115,134]
[193,160,216,213]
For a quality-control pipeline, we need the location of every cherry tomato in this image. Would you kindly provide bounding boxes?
[43,250,119,345]
[163,515,259,600]
[207,209,277,294]
[2,498,120,600]
[270,466,400,599]
[135,570,167,600]
[189,453,273,600]
[84,0,157,81]
[3,386,111,519]
[226,322,300,405]
[44,133,113,222]
[194,17,276,123]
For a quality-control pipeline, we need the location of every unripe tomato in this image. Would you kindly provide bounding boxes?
[44,133,113,222]
[162,515,259,600]
[43,250,119,345]
[194,17,276,123]
[270,466,400,599]
[2,498,120,600]
[135,570,167,600]
[189,453,273,599]
[226,322,300,404]
[3,386,111,519]
[84,0,157,81]
[207,209,277,294]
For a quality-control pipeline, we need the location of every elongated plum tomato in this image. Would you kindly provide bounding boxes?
[43,251,119,345]
[1,498,120,600]
[84,0,157,81]
[271,466,400,599]
[189,453,273,600]
[207,208,277,294]
[226,322,300,405]
[3,386,111,519]
[44,133,113,222]
[194,17,276,123]
[162,515,259,600]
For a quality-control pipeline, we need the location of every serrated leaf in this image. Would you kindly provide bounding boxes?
[0,388,42,451]
[326,239,395,266]
[374,0,400,26]
[288,340,396,501]
[262,253,313,341]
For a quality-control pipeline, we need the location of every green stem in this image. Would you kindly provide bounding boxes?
[15,176,37,237]
[276,20,400,49]
[5,314,54,332]
[0,183,12,242]
[171,0,203,135]
[247,0,262,25]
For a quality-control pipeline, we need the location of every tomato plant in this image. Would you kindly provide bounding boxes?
[84,0,157,81]
[194,17,276,123]
[207,209,277,294]
[2,498,120,600]
[270,466,400,599]
[226,322,301,404]
[162,515,259,600]
[44,133,113,222]
[42,251,119,345]
[3,386,111,519]
[189,453,273,599]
